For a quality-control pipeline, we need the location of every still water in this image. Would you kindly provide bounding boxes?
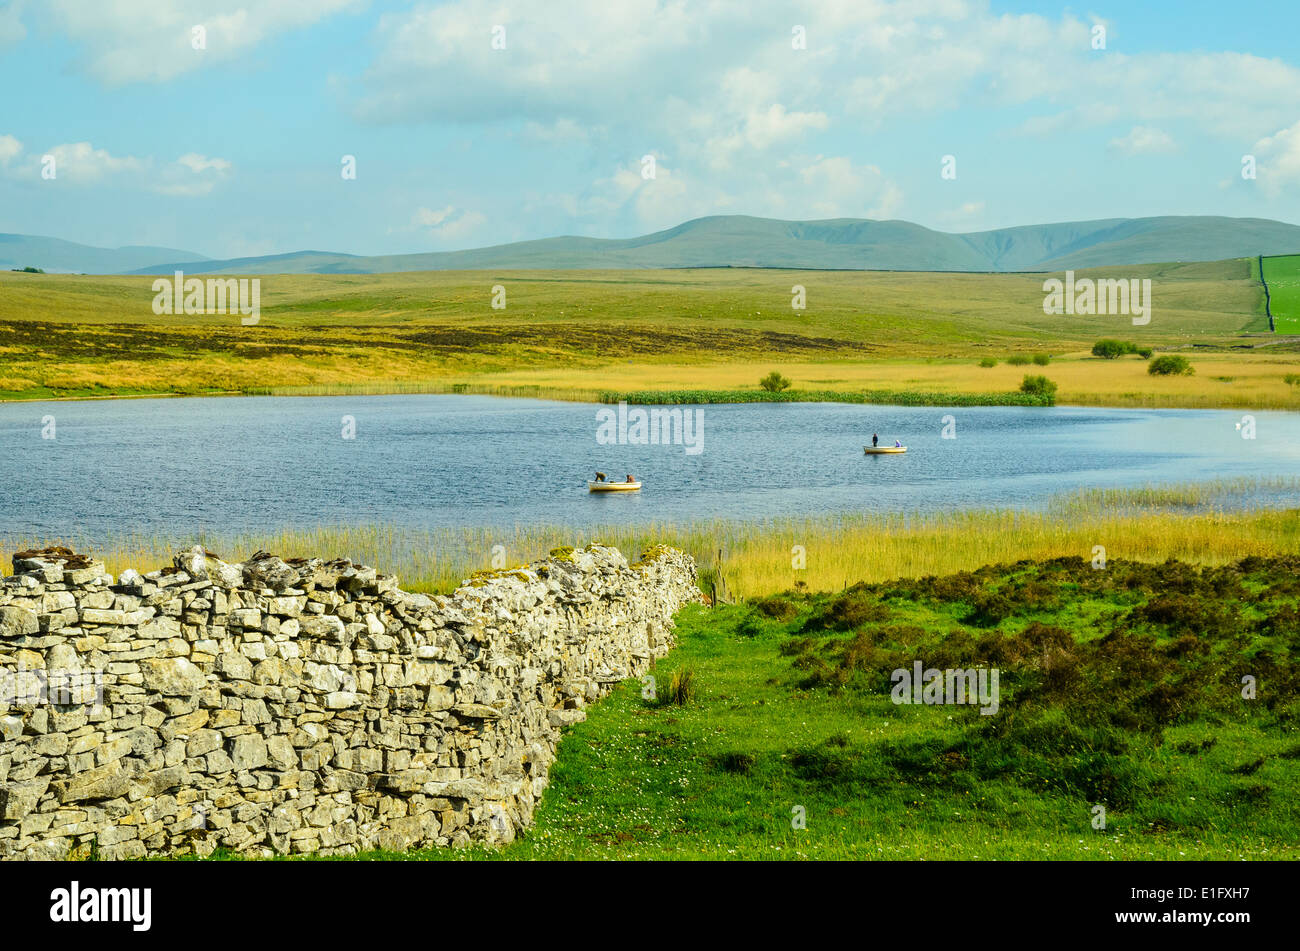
[0,395,1296,537]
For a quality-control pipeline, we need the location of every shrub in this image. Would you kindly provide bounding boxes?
[1137,347,1154,359]
[754,596,798,620]
[664,668,696,706]
[1285,373,1300,386]
[759,371,792,392]
[1091,339,1130,359]
[1148,355,1193,376]
[1032,353,1051,366]
[965,590,1015,627]
[823,589,889,630]
[1020,374,1058,398]
[1007,354,1031,366]
[979,357,997,368]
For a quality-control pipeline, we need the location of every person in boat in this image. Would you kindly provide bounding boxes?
[872,433,878,447]
[894,439,901,448]
[595,471,607,482]
[625,474,635,484]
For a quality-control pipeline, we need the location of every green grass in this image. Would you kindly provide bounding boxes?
[215,554,1299,860]
[0,258,1278,405]
[599,387,1055,406]
[1262,253,1300,334]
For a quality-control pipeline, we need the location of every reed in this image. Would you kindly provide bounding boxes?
[6,481,1296,600]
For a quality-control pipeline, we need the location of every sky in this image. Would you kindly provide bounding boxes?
[0,0,1298,260]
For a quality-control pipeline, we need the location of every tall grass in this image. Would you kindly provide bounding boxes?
[6,480,1296,600]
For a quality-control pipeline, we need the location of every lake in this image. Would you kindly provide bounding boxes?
[1,394,1297,538]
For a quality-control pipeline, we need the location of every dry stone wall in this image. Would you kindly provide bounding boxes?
[0,543,700,859]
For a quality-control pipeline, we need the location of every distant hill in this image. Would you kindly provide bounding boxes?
[126,215,1300,275]
[13,215,1300,275]
[0,233,209,274]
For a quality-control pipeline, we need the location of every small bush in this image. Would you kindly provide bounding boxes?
[1148,355,1193,376]
[1032,353,1051,366]
[823,589,889,630]
[1284,373,1300,386]
[1092,340,1153,360]
[759,371,792,393]
[754,596,798,620]
[1007,354,1031,366]
[979,357,997,368]
[1020,374,1058,398]
[965,590,1015,627]
[1091,339,1130,359]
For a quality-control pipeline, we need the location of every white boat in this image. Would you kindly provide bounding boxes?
[588,480,642,492]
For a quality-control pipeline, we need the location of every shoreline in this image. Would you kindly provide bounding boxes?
[3,380,1298,411]
[5,480,1297,599]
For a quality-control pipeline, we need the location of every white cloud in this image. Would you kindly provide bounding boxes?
[1108,126,1177,155]
[0,134,21,164]
[796,156,901,219]
[40,142,147,183]
[414,206,487,242]
[343,1,1300,237]
[35,0,363,84]
[355,2,1300,145]
[704,103,830,169]
[177,153,232,174]
[155,153,233,196]
[1253,119,1300,195]
[0,140,230,195]
[415,206,455,228]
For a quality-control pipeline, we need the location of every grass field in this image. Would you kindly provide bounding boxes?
[1263,253,1300,334]
[202,553,1300,860]
[2,258,1295,409]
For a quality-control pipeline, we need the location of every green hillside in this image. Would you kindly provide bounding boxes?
[0,233,208,274]
[118,214,1300,276]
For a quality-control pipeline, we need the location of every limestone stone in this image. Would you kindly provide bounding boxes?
[0,543,699,858]
[141,657,207,695]
[0,605,38,638]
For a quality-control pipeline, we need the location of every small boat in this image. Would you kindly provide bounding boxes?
[588,480,641,492]
[864,445,907,454]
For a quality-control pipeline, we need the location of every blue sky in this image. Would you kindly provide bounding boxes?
[1,0,1298,259]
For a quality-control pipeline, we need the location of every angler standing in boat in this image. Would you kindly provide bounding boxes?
[872,433,879,448]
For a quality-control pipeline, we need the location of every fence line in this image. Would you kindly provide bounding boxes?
[1260,254,1275,332]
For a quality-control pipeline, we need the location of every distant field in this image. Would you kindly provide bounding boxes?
[1262,254,1300,334]
[0,258,1293,408]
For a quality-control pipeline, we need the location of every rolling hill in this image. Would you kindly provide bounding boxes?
[9,215,1300,276]
[125,215,1300,275]
[0,233,209,274]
